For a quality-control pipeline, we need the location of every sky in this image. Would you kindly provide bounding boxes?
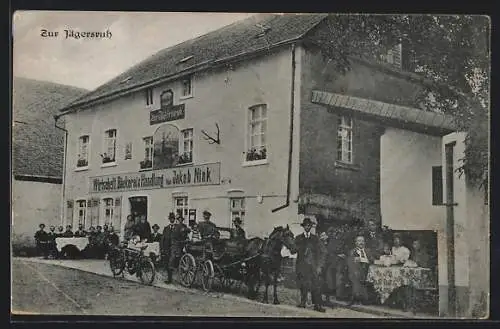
[13,11,256,90]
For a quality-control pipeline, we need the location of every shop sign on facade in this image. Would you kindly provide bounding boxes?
[89,162,220,193]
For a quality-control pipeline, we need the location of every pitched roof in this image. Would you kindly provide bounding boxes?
[61,13,328,112]
[12,77,88,179]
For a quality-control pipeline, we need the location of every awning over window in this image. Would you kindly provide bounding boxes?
[311,90,457,135]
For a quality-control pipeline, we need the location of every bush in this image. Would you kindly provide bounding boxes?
[12,233,38,257]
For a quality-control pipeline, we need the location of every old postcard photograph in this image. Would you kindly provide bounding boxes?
[11,11,490,318]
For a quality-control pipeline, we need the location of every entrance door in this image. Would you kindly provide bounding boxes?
[129,196,148,223]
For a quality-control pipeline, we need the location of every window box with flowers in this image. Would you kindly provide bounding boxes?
[243,146,268,167]
[77,158,88,168]
[178,152,193,165]
[140,159,153,170]
[101,153,115,164]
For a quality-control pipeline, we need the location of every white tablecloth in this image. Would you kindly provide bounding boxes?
[55,237,89,252]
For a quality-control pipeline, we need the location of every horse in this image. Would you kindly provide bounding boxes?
[243,225,297,304]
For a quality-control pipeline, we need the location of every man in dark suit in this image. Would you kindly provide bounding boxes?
[161,212,176,283]
[295,218,326,312]
[34,223,49,259]
[197,210,219,240]
[364,220,385,260]
[133,215,152,241]
[150,224,162,243]
[47,226,58,259]
[168,214,191,273]
[74,224,87,237]
[62,225,74,237]
[347,235,373,305]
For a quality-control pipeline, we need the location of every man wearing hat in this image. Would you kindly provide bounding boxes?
[150,224,162,243]
[34,223,49,259]
[294,218,326,312]
[62,225,74,237]
[197,210,219,240]
[161,212,177,283]
[169,213,191,270]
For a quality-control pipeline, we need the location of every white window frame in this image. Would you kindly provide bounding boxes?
[229,197,246,227]
[179,128,194,165]
[102,197,114,226]
[337,116,353,164]
[145,88,154,106]
[141,136,153,170]
[75,199,88,229]
[76,135,90,171]
[173,196,189,219]
[244,104,268,166]
[180,75,193,99]
[102,128,117,167]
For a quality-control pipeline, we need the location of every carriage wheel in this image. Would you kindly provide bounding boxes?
[201,260,215,292]
[179,253,196,288]
[138,257,156,285]
[109,249,125,277]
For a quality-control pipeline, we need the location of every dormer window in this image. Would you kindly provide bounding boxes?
[255,24,271,38]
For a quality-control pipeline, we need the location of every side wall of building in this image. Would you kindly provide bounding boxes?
[298,44,383,224]
[12,179,62,246]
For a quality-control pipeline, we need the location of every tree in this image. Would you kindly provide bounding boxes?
[308,14,490,190]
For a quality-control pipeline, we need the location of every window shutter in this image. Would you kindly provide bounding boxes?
[113,196,122,232]
[66,199,74,227]
[432,166,443,205]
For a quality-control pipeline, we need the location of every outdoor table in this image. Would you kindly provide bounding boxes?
[366,265,435,304]
[55,237,89,252]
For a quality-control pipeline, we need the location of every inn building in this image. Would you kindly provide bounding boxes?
[57,14,488,317]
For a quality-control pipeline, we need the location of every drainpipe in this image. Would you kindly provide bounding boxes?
[54,114,68,226]
[272,43,296,213]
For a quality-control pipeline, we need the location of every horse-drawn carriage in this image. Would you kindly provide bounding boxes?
[178,236,262,293]
[177,225,297,304]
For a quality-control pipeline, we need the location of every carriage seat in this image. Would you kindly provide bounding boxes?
[211,238,247,261]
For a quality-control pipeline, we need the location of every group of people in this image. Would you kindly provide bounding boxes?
[34,223,120,259]
[122,209,246,284]
[294,218,433,312]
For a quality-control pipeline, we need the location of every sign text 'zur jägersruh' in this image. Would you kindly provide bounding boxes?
[89,163,220,193]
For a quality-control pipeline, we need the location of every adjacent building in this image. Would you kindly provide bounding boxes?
[57,14,489,317]
[12,77,87,248]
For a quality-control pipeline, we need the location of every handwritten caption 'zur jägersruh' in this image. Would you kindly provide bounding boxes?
[40,29,112,40]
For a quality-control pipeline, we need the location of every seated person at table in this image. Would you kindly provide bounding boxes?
[107,226,120,246]
[391,234,410,265]
[347,235,374,305]
[62,225,74,237]
[74,224,87,237]
[150,224,162,243]
[410,239,430,268]
[56,225,64,237]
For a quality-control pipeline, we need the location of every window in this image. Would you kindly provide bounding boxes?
[179,128,193,164]
[432,166,443,205]
[141,137,153,169]
[246,104,267,162]
[174,196,189,218]
[337,116,353,163]
[230,198,246,226]
[102,198,114,225]
[181,76,192,98]
[145,88,154,106]
[76,199,87,227]
[77,135,89,167]
[102,129,117,164]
